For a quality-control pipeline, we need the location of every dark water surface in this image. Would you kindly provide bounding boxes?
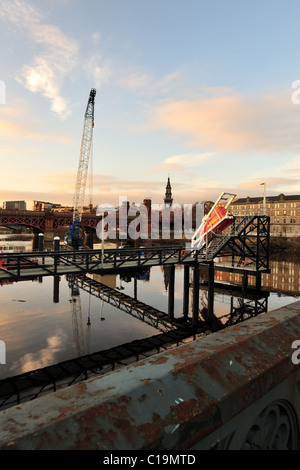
[0,235,298,380]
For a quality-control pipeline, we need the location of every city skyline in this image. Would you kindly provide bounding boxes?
[1,0,300,209]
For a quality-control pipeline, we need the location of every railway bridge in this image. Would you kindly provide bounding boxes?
[0,210,100,235]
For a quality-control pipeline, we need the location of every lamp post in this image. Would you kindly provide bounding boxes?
[260,182,266,215]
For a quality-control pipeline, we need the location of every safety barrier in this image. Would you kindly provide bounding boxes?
[0,300,299,450]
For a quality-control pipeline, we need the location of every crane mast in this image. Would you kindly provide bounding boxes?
[65,88,96,248]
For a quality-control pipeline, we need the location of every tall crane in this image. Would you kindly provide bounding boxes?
[65,88,96,248]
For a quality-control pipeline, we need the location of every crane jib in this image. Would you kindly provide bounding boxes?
[65,88,96,248]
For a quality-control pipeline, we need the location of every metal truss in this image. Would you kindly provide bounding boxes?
[210,215,270,272]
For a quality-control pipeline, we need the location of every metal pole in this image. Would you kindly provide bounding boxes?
[183,265,190,319]
[192,265,200,326]
[207,262,214,322]
[168,265,175,322]
[261,182,266,215]
[101,215,104,269]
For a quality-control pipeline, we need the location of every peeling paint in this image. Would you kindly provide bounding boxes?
[0,301,299,450]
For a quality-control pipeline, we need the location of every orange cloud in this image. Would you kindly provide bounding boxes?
[150,90,298,154]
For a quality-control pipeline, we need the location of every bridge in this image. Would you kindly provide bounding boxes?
[0,210,100,234]
[0,214,270,329]
[0,214,269,277]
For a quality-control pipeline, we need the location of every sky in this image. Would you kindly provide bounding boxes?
[1,0,300,210]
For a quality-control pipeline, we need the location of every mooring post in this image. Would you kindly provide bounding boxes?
[38,233,45,265]
[54,236,60,251]
[168,265,175,322]
[38,233,44,251]
[183,265,190,319]
[54,236,60,274]
[207,262,214,322]
[192,265,200,326]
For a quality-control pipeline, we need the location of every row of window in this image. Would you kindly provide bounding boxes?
[274,210,297,216]
[272,227,297,233]
[234,203,299,210]
[273,219,297,224]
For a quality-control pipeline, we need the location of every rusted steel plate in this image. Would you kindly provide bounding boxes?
[0,301,299,450]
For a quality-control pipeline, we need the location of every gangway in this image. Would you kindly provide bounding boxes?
[191,192,236,250]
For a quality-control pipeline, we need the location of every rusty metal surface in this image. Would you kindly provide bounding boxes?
[0,300,299,450]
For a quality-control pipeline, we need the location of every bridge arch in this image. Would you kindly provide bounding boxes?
[0,211,46,233]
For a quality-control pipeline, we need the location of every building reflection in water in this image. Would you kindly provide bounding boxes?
[215,259,300,297]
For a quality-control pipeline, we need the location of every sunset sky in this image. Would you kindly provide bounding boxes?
[1,0,300,209]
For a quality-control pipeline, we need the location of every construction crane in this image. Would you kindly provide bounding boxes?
[65,88,96,248]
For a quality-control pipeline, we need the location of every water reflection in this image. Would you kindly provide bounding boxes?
[0,234,298,381]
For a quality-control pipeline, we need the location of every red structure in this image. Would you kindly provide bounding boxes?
[0,210,100,234]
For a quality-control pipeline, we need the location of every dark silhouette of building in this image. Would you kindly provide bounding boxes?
[164,177,173,208]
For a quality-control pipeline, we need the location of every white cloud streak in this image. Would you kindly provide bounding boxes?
[0,0,78,118]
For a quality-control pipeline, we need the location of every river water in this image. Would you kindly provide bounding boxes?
[0,234,299,380]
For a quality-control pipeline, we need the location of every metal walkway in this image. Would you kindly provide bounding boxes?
[0,215,270,282]
[71,274,179,332]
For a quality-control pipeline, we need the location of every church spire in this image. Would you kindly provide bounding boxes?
[164,176,173,208]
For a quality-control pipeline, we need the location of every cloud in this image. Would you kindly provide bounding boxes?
[0,119,77,145]
[281,156,300,174]
[0,0,78,118]
[239,177,299,190]
[10,333,67,374]
[84,52,111,88]
[148,152,215,174]
[148,89,300,155]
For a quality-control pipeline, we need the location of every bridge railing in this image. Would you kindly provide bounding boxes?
[0,246,198,279]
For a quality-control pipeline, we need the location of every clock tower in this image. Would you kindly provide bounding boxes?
[164,177,173,208]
